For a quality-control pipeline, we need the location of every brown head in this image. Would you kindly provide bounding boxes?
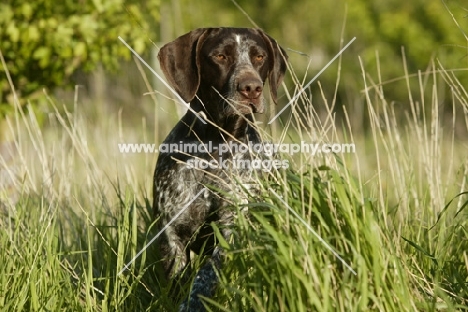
[158,27,288,123]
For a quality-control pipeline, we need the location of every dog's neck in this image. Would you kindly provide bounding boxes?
[221,114,255,140]
[183,103,260,144]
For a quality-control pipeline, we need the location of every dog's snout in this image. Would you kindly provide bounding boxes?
[238,79,263,100]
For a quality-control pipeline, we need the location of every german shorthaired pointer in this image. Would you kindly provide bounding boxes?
[153,27,287,311]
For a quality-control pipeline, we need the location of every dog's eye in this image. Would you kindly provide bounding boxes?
[215,54,226,61]
[255,55,264,61]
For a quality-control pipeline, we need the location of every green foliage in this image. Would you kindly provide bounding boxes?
[3,162,467,310]
[211,167,468,311]
[0,0,160,116]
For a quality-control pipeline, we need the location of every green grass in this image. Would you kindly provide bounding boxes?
[0,54,467,312]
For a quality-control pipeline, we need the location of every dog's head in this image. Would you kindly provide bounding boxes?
[158,27,288,121]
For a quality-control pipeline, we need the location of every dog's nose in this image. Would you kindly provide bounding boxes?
[238,79,263,100]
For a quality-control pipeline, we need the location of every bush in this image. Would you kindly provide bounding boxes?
[0,0,160,116]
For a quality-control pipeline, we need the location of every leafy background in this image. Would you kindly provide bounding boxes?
[1,0,467,133]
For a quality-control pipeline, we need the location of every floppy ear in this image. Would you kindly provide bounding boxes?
[158,28,210,103]
[258,30,288,104]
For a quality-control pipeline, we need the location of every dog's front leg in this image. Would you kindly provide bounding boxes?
[159,225,190,281]
[178,205,233,312]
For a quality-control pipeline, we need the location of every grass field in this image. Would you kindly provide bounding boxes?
[0,51,467,311]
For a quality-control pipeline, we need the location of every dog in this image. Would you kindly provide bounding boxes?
[153,27,287,311]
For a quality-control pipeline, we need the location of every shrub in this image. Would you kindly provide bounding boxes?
[0,0,160,116]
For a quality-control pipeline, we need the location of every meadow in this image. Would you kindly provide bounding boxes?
[1,30,468,312]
